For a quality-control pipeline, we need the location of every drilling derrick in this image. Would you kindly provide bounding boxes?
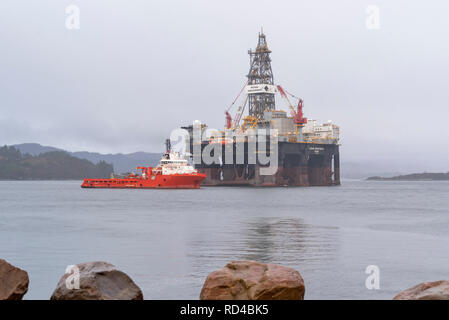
[246,31,276,123]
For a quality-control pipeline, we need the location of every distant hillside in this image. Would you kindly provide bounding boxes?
[13,143,161,173]
[0,146,113,180]
[340,161,405,179]
[12,143,63,155]
[367,172,449,181]
[71,151,161,173]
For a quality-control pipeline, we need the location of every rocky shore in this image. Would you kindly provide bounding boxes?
[50,261,143,300]
[200,260,305,300]
[0,259,29,300]
[393,281,449,300]
[1,258,448,300]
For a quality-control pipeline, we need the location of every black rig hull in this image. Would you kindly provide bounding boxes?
[193,141,340,187]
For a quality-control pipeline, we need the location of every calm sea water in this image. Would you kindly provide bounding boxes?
[1,180,448,300]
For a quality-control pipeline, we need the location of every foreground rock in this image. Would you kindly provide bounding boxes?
[51,261,143,300]
[0,259,29,300]
[200,260,305,300]
[393,280,449,300]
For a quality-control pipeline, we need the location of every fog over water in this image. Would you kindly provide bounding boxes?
[1,1,449,173]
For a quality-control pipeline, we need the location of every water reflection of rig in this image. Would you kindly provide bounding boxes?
[180,31,340,187]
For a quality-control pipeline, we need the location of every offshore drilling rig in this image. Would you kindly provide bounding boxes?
[180,31,340,187]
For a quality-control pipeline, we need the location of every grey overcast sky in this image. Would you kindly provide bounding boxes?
[1,0,448,170]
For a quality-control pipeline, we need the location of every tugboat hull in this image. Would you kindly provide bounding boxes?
[81,174,206,189]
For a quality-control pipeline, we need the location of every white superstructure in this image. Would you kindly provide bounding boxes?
[160,152,197,175]
[302,120,340,142]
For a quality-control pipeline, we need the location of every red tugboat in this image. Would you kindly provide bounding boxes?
[81,150,206,189]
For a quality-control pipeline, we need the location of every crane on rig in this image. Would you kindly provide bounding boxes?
[224,81,248,130]
[224,82,307,131]
[225,111,232,129]
[276,85,307,127]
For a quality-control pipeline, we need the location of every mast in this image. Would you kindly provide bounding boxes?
[246,30,276,121]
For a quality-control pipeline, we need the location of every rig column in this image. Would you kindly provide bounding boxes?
[334,148,340,185]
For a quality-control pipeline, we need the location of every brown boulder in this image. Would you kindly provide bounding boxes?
[393,280,449,300]
[200,260,305,300]
[50,261,143,300]
[0,259,29,300]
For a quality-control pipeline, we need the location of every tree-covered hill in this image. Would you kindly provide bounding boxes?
[13,143,161,174]
[0,146,113,180]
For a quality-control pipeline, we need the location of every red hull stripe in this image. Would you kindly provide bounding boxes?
[81,174,206,189]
